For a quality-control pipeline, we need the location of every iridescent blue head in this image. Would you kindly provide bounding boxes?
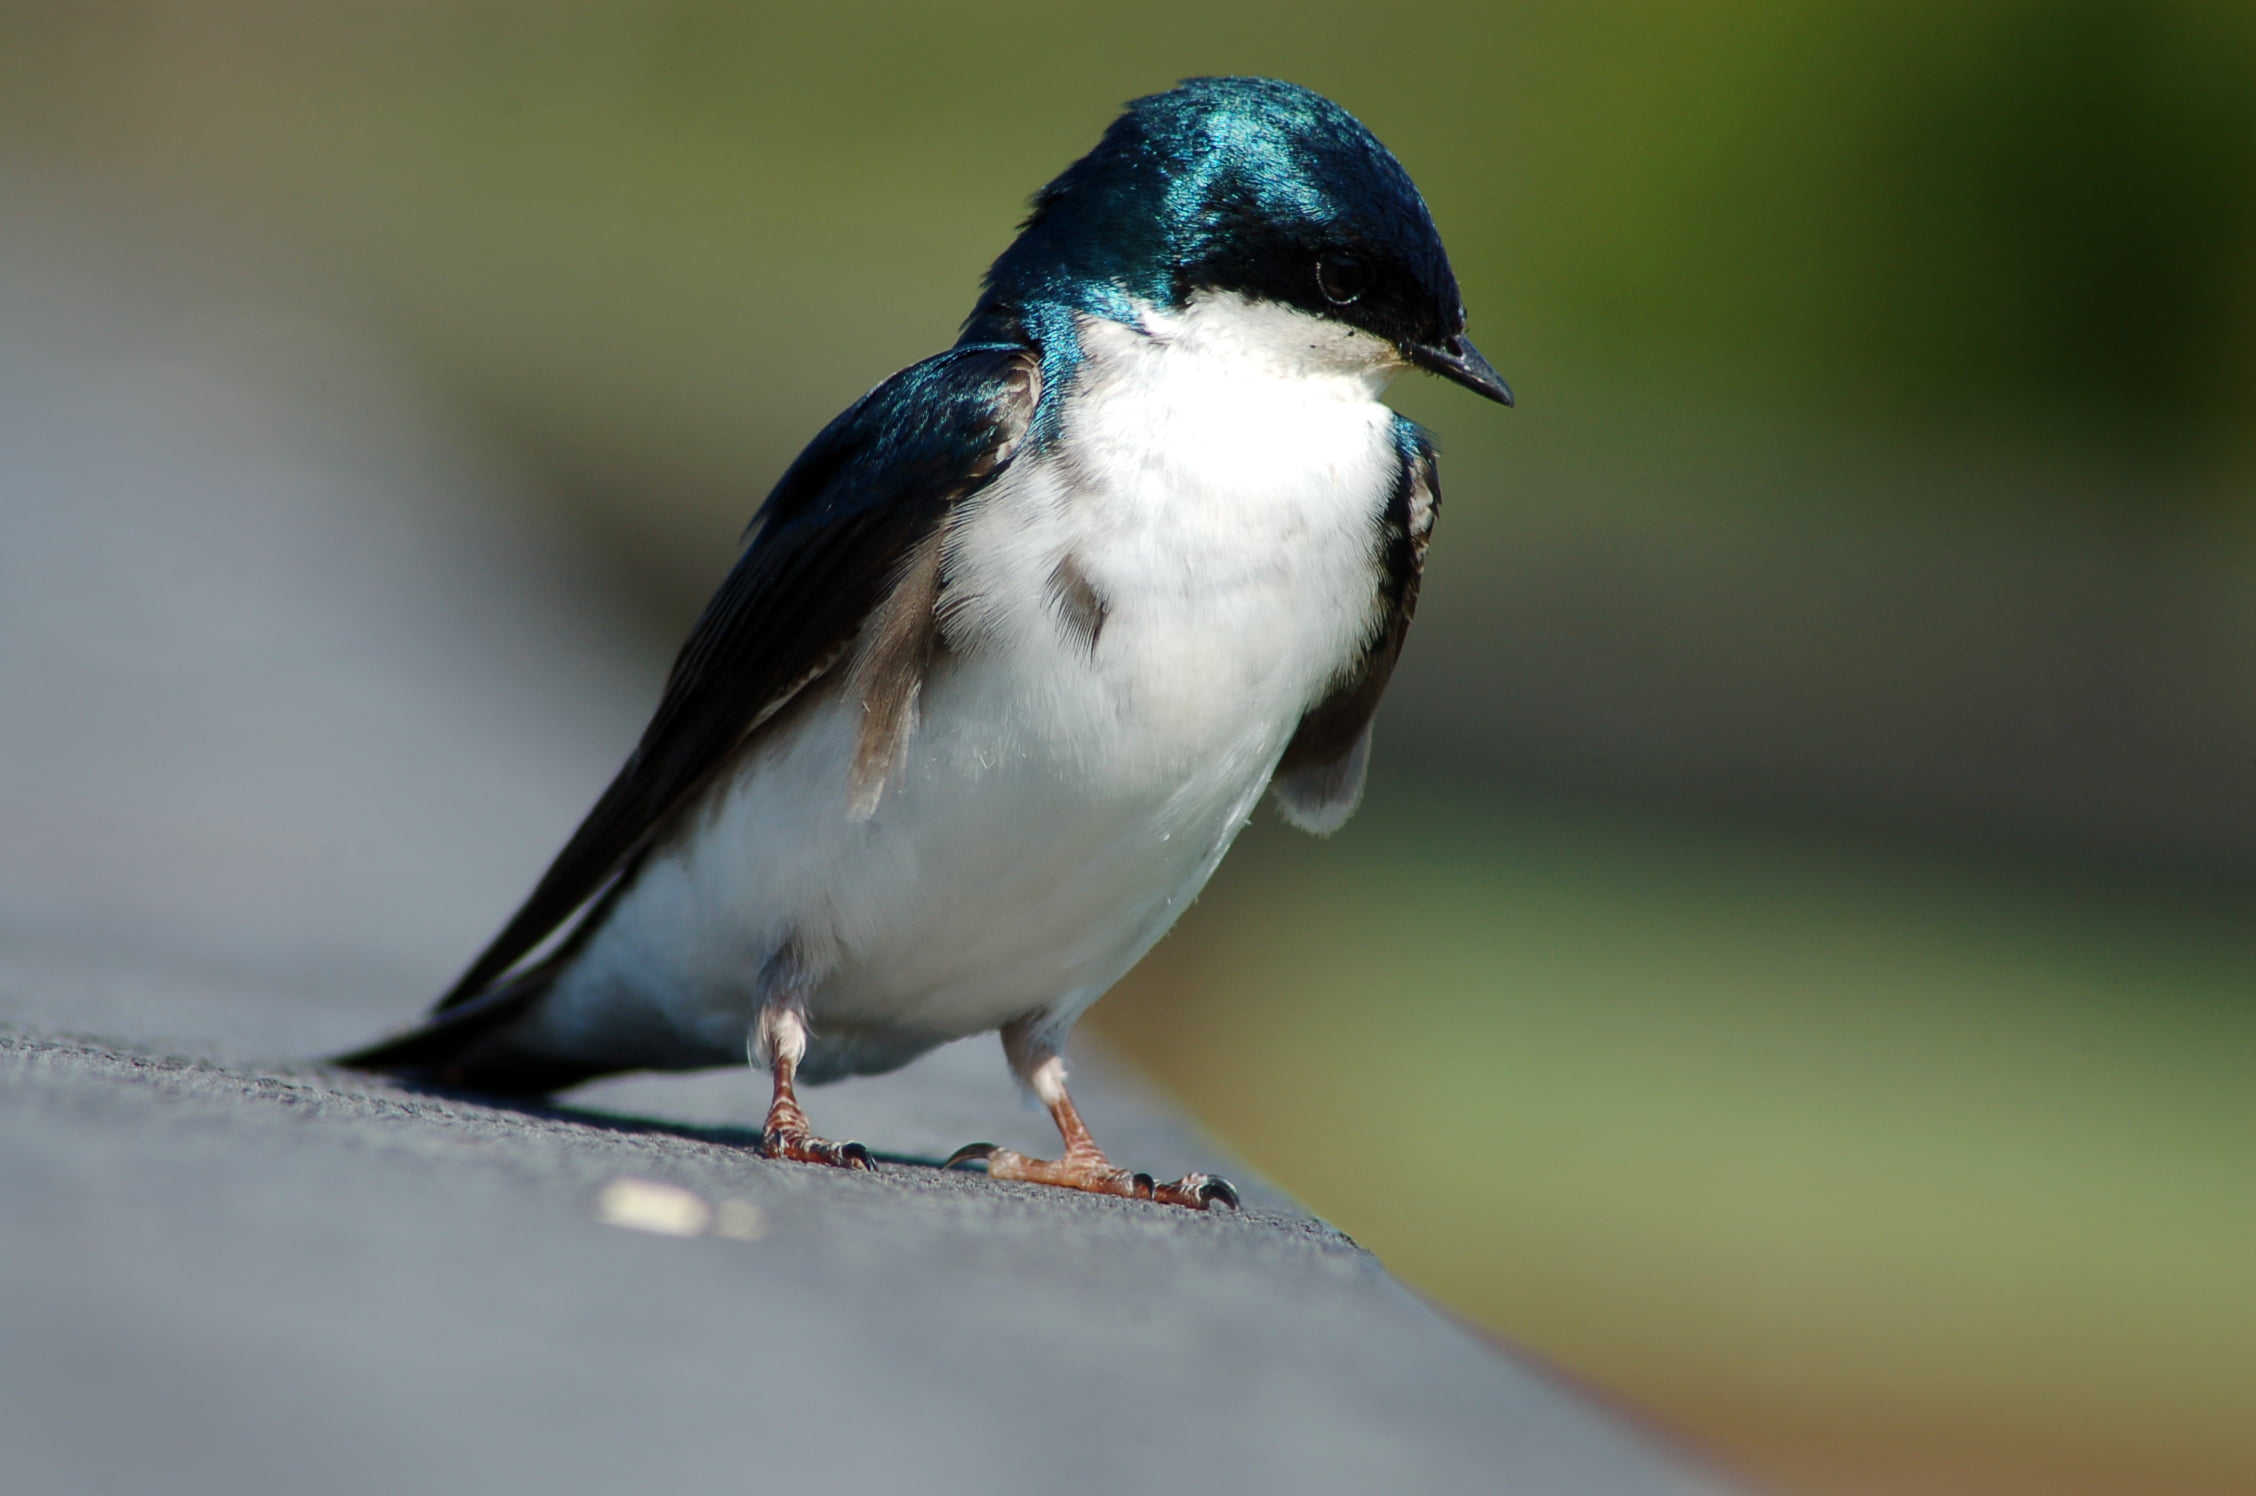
[966,76,1511,405]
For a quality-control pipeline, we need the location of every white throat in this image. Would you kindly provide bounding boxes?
[1119,290,1404,395]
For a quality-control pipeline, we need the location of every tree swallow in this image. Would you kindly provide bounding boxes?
[337,77,1510,1209]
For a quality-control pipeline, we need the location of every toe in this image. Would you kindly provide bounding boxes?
[1145,1172,1238,1211]
[1196,1175,1241,1210]
[762,1130,878,1171]
[943,1142,999,1171]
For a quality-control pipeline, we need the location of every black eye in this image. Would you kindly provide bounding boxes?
[1316,251,1373,305]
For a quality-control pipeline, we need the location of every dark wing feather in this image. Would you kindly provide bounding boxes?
[431,344,1041,1012]
[1271,419,1438,834]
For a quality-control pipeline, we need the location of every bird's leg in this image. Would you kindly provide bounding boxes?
[749,945,873,1171]
[945,1017,1237,1210]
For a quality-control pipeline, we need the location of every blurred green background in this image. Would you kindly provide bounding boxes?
[6,3,2251,1492]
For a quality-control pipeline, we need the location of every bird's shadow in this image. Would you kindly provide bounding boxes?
[369,1074,952,1170]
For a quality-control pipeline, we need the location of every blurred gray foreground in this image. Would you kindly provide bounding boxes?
[0,180,1727,1496]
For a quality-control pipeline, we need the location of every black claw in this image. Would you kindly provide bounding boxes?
[1130,1172,1157,1200]
[944,1142,998,1172]
[1198,1176,1241,1210]
[840,1141,875,1171]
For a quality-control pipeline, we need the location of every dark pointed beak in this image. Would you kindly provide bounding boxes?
[1408,333,1514,406]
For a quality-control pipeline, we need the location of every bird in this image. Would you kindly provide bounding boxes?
[335,76,1511,1210]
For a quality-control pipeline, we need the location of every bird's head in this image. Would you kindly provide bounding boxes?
[969,76,1511,406]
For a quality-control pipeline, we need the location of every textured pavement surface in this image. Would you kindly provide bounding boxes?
[0,999,1721,1496]
[0,177,1730,1495]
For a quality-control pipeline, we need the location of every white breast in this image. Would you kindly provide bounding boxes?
[538,295,1406,1077]
[942,295,1402,777]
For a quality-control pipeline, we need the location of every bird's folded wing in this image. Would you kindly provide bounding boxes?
[431,343,1042,1012]
[1271,419,1438,835]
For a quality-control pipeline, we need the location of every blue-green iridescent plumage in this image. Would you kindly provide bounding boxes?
[962,76,1502,417]
[337,75,1500,1107]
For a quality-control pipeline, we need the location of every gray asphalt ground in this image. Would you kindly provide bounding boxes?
[0,177,1728,1496]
